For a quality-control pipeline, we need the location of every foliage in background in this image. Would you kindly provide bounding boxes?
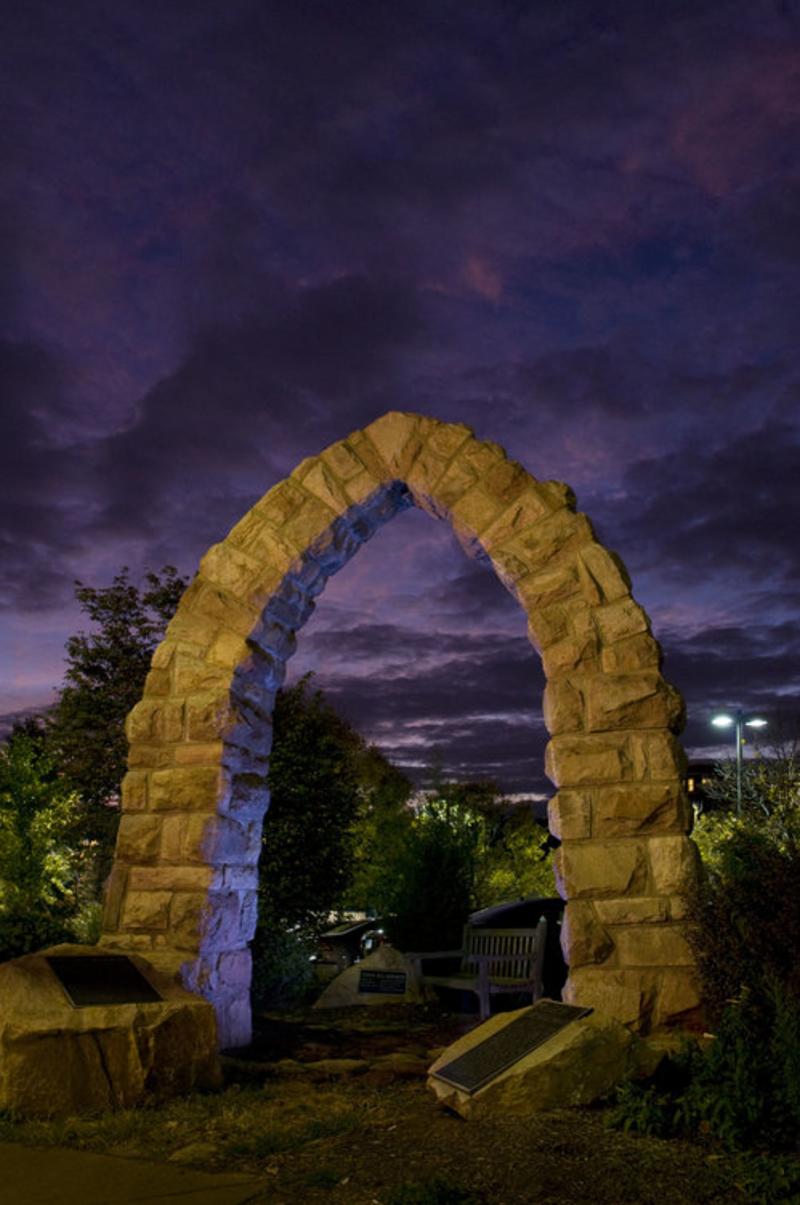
[47,565,188,882]
[609,985,800,1163]
[252,674,396,1007]
[371,779,556,953]
[701,719,799,852]
[0,729,81,958]
[683,824,800,1022]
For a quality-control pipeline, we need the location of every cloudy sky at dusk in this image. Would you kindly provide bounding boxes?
[2,0,799,797]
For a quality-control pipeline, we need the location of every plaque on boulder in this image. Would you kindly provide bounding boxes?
[432,1001,592,1094]
[358,969,407,995]
[47,955,163,1007]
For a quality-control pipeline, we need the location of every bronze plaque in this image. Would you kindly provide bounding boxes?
[47,955,162,1007]
[432,1000,592,1094]
[358,969,407,995]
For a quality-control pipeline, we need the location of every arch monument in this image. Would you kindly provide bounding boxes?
[100,412,702,1047]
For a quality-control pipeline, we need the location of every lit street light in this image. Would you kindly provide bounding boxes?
[710,708,768,817]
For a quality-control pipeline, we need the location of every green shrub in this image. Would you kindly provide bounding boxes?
[682,825,800,1023]
[609,985,800,1153]
[250,925,316,1011]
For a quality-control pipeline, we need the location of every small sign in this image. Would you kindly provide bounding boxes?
[358,969,407,995]
[432,1000,592,1095]
[47,955,163,1008]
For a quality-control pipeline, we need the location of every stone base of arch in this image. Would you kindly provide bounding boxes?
[99,411,705,1048]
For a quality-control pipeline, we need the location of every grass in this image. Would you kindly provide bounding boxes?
[0,1081,367,1169]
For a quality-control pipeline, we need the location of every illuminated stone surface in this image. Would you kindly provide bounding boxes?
[0,944,220,1117]
[100,412,701,1045]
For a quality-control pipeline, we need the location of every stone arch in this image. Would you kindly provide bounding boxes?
[101,412,702,1046]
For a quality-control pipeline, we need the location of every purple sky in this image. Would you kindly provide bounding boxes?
[2,0,799,795]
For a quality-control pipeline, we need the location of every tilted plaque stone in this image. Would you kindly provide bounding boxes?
[432,1000,592,1094]
[46,955,163,1007]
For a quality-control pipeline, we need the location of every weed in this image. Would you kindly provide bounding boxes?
[388,1176,485,1204]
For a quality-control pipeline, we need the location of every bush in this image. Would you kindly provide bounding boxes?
[682,824,800,1023]
[0,731,81,960]
[249,925,316,1011]
[609,984,800,1154]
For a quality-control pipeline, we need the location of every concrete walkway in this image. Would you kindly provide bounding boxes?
[1,1142,271,1205]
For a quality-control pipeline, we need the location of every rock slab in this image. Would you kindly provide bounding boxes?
[312,944,431,1009]
[0,943,221,1117]
[427,1003,636,1119]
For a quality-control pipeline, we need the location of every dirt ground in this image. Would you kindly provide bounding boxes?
[0,1003,772,1203]
[218,1004,740,1204]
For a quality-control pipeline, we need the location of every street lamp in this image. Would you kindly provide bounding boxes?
[710,708,768,816]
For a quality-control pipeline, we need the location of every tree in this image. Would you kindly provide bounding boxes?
[47,565,188,878]
[251,674,395,1005]
[0,729,81,959]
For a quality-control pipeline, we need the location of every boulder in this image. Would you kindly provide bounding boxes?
[312,944,430,1009]
[427,1004,636,1120]
[0,944,221,1117]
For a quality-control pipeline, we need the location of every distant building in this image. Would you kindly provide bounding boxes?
[685,761,718,813]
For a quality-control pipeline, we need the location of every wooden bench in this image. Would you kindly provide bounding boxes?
[408,919,547,1021]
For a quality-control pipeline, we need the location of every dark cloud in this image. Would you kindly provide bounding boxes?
[1,0,799,782]
[600,417,800,586]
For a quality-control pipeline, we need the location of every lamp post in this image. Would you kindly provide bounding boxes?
[710,709,767,817]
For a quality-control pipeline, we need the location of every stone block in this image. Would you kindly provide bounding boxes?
[526,604,574,651]
[516,563,582,610]
[293,457,354,512]
[541,630,600,677]
[447,485,506,536]
[150,767,226,812]
[319,438,370,481]
[505,509,592,570]
[555,838,648,899]
[0,944,220,1116]
[121,890,172,930]
[173,650,232,696]
[364,411,426,476]
[127,866,215,893]
[593,598,649,645]
[601,632,662,673]
[561,901,614,967]
[648,835,701,895]
[174,741,228,767]
[545,732,639,787]
[278,495,339,559]
[543,675,587,734]
[101,863,128,930]
[480,486,552,548]
[577,544,632,606]
[586,672,684,733]
[404,445,452,508]
[594,897,669,926]
[159,814,215,863]
[613,924,694,967]
[115,814,163,863]
[428,1006,637,1120]
[199,541,276,601]
[547,791,592,841]
[306,515,363,574]
[121,771,149,812]
[654,969,704,1028]
[183,579,260,639]
[481,456,530,506]
[563,967,657,1032]
[592,784,689,837]
[425,419,475,460]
